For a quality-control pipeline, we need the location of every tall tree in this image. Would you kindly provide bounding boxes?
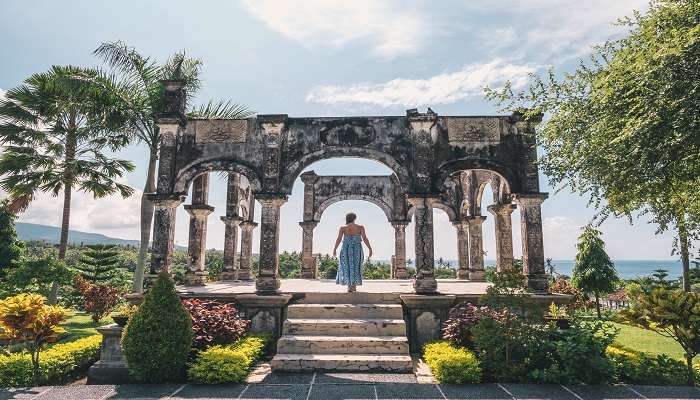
[93,42,254,293]
[75,244,121,283]
[486,0,700,291]
[0,199,23,277]
[571,225,619,318]
[0,65,134,302]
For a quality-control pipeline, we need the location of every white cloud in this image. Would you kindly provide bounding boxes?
[240,0,429,58]
[305,60,536,107]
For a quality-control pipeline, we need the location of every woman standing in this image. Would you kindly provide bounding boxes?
[333,213,373,292]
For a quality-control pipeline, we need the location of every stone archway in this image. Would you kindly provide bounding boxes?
[298,171,411,279]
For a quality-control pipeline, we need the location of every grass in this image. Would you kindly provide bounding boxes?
[57,311,111,343]
[611,322,685,360]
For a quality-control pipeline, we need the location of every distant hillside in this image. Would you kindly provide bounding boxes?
[16,222,141,247]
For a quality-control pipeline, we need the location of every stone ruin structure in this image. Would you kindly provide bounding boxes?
[148,80,550,296]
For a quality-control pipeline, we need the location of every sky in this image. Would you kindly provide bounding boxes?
[0,0,685,261]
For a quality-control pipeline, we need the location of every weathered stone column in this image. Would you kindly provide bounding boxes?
[408,197,437,294]
[238,220,257,281]
[488,203,516,272]
[183,174,213,286]
[392,221,409,279]
[149,194,184,276]
[453,220,470,279]
[256,195,287,294]
[299,221,318,279]
[220,216,242,280]
[467,216,486,281]
[513,193,549,293]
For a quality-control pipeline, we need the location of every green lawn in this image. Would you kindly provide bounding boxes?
[611,322,684,360]
[57,311,111,343]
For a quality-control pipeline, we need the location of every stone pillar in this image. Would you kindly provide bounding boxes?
[238,221,257,281]
[183,205,214,285]
[488,203,516,272]
[466,216,486,281]
[408,197,437,294]
[256,195,287,294]
[87,324,131,384]
[453,220,470,279]
[513,193,549,293]
[149,195,184,276]
[392,221,409,279]
[299,221,318,279]
[220,216,242,280]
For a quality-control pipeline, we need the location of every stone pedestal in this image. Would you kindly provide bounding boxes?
[238,221,257,281]
[299,221,318,279]
[408,197,437,294]
[453,220,470,279]
[237,293,292,350]
[221,216,243,280]
[256,196,287,294]
[400,295,456,352]
[466,216,486,281]
[87,324,132,384]
[148,195,184,275]
[514,193,549,293]
[488,203,516,272]
[392,221,409,279]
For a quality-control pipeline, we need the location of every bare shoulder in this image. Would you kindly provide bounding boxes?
[358,224,366,231]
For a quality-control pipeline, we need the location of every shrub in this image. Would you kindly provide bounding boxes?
[0,335,101,387]
[187,334,268,384]
[442,302,489,348]
[423,341,482,384]
[529,320,617,384]
[182,299,250,350]
[606,344,698,386]
[74,276,122,323]
[0,293,68,384]
[122,272,193,383]
[549,278,591,309]
[4,257,74,298]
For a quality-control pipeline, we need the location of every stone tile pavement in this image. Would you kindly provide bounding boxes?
[1,373,699,400]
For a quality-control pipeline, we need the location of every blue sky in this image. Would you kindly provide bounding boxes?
[0,0,682,261]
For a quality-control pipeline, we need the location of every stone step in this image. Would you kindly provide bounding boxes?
[270,354,413,372]
[283,318,406,336]
[277,335,409,355]
[296,292,401,304]
[287,303,404,319]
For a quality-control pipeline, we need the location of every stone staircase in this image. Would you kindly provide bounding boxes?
[271,293,412,372]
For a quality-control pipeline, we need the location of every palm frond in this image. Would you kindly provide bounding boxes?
[188,100,255,119]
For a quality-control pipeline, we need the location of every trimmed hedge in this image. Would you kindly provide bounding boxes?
[187,334,268,384]
[0,335,101,387]
[423,341,482,384]
[606,344,698,386]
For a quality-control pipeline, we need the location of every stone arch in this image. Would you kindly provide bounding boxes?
[174,157,262,195]
[280,148,411,194]
[315,194,393,222]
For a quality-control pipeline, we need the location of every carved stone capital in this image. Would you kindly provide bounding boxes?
[240,221,258,231]
[149,194,186,209]
[184,204,214,218]
[300,170,320,184]
[256,194,288,208]
[406,196,439,209]
[299,221,318,230]
[392,220,410,230]
[465,215,487,225]
[513,193,548,207]
[487,203,516,216]
[220,215,244,226]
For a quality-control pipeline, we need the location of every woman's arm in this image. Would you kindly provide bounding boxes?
[332,227,343,257]
[360,226,373,258]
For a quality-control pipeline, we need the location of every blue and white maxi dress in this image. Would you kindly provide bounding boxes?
[336,234,363,286]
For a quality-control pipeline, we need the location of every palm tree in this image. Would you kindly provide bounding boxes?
[0,65,135,302]
[94,41,254,293]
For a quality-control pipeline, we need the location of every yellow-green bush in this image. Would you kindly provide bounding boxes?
[187,334,268,384]
[0,335,101,387]
[423,341,482,384]
[606,344,699,386]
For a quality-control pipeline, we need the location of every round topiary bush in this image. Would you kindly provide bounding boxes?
[121,272,192,383]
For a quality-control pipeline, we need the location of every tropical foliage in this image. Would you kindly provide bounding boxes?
[571,225,619,318]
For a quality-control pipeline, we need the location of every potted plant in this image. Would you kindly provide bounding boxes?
[111,304,138,327]
[544,302,570,329]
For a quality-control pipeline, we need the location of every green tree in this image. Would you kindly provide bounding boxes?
[486,0,700,292]
[0,199,23,277]
[93,42,254,293]
[571,226,619,318]
[620,286,700,386]
[75,244,121,283]
[0,66,134,302]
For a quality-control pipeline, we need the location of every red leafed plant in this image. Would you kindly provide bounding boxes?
[182,299,250,349]
[442,302,494,348]
[74,276,123,323]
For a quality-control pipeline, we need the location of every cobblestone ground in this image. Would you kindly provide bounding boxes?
[2,373,699,400]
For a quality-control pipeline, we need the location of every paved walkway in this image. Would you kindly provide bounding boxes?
[2,373,699,400]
